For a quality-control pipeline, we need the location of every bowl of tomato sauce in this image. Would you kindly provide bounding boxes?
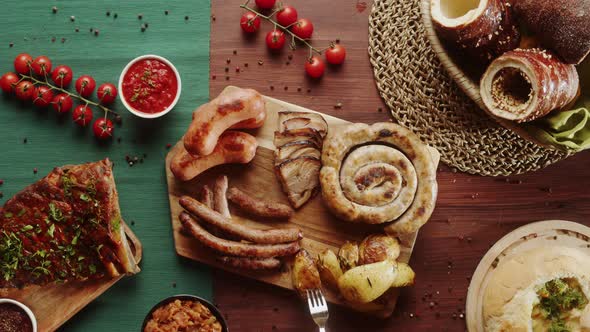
[119,55,181,118]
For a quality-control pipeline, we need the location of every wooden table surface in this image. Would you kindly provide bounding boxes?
[209,1,590,331]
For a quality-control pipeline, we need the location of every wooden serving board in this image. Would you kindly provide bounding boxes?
[419,0,563,151]
[0,223,142,332]
[466,220,590,332]
[165,86,440,316]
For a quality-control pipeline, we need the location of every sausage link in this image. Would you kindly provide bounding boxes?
[217,256,282,270]
[227,187,293,219]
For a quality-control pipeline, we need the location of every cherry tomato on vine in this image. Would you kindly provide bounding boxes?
[97,83,118,104]
[240,12,261,33]
[266,30,286,50]
[72,105,93,127]
[93,117,114,140]
[14,53,33,75]
[325,44,346,65]
[75,75,96,98]
[276,6,298,27]
[51,65,73,87]
[305,56,325,78]
[51,93,73,114]
[255,0,275,9]
[291,18,313,39]
[0,72,19,93]
[32,86,54,108]
[15,80,34,101]
[31,56,52,77]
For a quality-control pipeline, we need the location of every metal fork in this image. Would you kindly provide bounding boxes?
[306,289,329,332]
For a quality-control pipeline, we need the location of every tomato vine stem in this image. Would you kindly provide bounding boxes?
[19,73,118,117]
[239,3,322,55]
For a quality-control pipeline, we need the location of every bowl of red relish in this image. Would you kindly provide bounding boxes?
[0,299,37,332]
[119,55,181,118]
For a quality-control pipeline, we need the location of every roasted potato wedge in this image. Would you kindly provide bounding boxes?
[338,241,359,271]
[317,249,343,290]
[358,234,401,265]
[338,260,397,304]
[292,249,321,297]
[391,262,415,287]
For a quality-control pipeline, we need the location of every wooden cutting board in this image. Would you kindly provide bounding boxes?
[466,220,590,332]
[165,86,440,316]
[0,224,142,332]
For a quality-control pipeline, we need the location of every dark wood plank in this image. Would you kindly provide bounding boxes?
[210,0,590,330]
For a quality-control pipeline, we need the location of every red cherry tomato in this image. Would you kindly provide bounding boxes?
[75,75,96,98]
[93,118,114,140]
[97,83,118,104]
[255,0,276,9]
[276,6,298,27]
[305,56,325,79]
[291,18,313,39]
[51,93,73,114]
[325,44,346,65]
[265,30,286,50]
[32,86,54,108]
[14,53,33,75]
[15,81,34,101]
[0,72,19,93]
[240,12,261,33]
[72,105,94,127]
[31,56,52,77]
[51,65,73,87]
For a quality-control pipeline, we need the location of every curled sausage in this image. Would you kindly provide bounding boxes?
[179,196,303,244]
[171,131,258,182]
[213,176,231,218]
[184,88,266,156]
[227,187,294,219]
[179,212,300,258]
[217,256,282,270]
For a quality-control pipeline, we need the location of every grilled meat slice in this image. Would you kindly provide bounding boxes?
[274,156,321,209]
[273,128,323,150]
[278,111,328,138]
[0,159,139,289]
[275,141,322,165]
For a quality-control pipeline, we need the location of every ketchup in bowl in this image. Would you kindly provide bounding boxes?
[120,57,180,116]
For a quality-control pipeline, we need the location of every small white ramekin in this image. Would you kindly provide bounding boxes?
[0,298,37,332]
[118,54,182,119]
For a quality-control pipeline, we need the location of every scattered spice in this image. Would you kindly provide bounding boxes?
[224,67,229,72]
[270,86,274,90]
[185,15,189,20]
[94,30,99,36]
[307,88,312,93]
[211,75,216,80]
[244,63,248,67]
[297,87,302,92]
[211,14,215,21]
[70,16,75,22]
[378,107,383,112]
[75,28,79,33]
[225,76,229,81]
[106,11,111,17]
[51,37,56,43]
[61,38,66,43]
[172,282,177,288]
[233,50,237,55]
[0,192,3,199]
[52,6,58,13]
[0,179,3,185]
[166,143,172,149]
[114,13,118,19]
[138,13,143,20]
[235,66,240,72]
[284,86,288,91]
[258,60,264,65]
[33,168,38,174]
[131,220,135,226]
[226,58,231,64]
[23,138,27,144]
[334,102,343,109]
[9,43,14,48]
[288,54,293,60]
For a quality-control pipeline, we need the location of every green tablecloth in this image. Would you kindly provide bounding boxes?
[0,1,211,331]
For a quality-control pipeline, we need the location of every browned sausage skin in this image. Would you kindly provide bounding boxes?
[179,196,303,244]
[179,212,300,258]
[213,176,231,218]
[227,187,294,219]
[217,256,282,270]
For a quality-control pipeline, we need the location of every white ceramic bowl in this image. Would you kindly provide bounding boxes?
[0,298,37,332]
[118,54,182,119]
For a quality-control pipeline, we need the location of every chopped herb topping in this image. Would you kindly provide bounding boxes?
[0,231,22,281]
[79,193,91,202]
[535,278,588,332]
[47,224,56,238]
[20,225,33,232]
[17,208,27,217]
[48,202,64,222]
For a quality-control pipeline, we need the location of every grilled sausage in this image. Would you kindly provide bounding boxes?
[171,131,258,182]
[213,176,231,218]
[184,88,266,156]
[227,187,293,219]
[217,256,282,270]
[180,212,300,258]
[180,196,302,244]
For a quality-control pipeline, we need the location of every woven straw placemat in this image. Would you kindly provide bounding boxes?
[368,0,568,176]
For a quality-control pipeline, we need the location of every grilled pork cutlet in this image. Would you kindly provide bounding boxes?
[0,159,139,289]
